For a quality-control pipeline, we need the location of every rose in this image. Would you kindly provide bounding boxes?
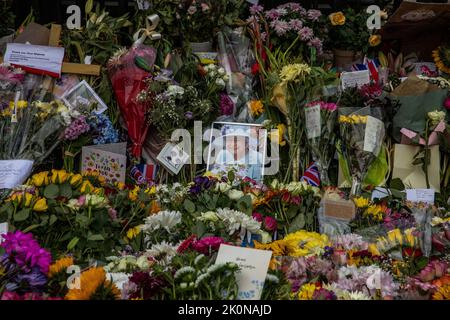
[369,34,381,47]
[264,216,277,232]
[329,12,345,26]
[227,189,244,200]
[252,212,263,222]
[428,110,446,126]
[215,182,232,193]
[444,97,450,110]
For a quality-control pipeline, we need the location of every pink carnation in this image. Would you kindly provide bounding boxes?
[192,237,226,255]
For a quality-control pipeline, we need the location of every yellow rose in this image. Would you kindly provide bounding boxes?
[51,169,69,184]
[369,34,382,47]
[80,180,94,194]
[329,11,346,26]
[24,193,33,207]
[69,174,83,187]
[31,172,49,187]
[33,198,48,212]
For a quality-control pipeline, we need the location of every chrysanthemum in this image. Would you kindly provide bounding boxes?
[65,267,121,300]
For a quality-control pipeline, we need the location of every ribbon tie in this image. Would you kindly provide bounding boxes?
[133,14,162,45]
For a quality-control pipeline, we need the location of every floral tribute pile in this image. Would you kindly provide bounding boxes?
[0,0,450,300]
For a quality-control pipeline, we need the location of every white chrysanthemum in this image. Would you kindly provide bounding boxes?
[174,266,196,279]
[215,208,262,235]
[194,273,210,288]
[144,241,178,266]
[142,210,182,233]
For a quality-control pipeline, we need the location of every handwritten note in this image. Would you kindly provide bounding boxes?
[215,244,272,300]
[4,43,65,78]
[341,70,370,89]
[0,160,34,189]
[406,189,435,204]
[364,116,384,155]
[0,223,8,243]
[305,104,321,139]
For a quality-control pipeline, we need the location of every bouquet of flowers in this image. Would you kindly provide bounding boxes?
[338,106,385,195]
[249,2,326,63]
[304,101,338,186]
[108,44,157,159]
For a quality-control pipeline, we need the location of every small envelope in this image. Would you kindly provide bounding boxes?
[392,144,440,192]
[81,143,127,184]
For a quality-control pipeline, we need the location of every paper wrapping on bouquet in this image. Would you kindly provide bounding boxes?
[392,144,440,192]
[0,160,34,189]
[400,120,449,146]
[390,76,448,142]
[108,44,156,158]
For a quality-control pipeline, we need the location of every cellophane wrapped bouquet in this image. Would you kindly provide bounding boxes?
[304,101,338,186]
[338,106,385,195]
[107,44,157,159]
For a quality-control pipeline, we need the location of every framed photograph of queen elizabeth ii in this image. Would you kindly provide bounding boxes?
[206,122,267,182]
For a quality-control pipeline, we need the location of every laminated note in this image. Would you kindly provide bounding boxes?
[0,160,34,189]
[364,116,384,155]
[305,104,321,139]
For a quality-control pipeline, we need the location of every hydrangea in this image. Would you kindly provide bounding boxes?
[87,113,119,145]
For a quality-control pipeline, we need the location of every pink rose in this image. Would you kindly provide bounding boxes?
[201,3,210,12]
[264,216,277,232]
[252,212,263,222]
[444,97,450,110]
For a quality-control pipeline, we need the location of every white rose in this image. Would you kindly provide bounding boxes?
[136,256,150,270]
[259,231,272,244]
[215,182,232,193]
[428,110,446,123]
[117,259,128,272]
[227,189,244,200]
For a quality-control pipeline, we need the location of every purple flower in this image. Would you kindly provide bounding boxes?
[220,93,234,116]
[312,288,337,300]
[190,176,215,195]
[1,231,51,274]
[272,20,290,36]
[250,4,264,15]
[265,9,281,20]
[298,27,314,41]
[184,111,194,120]
[64,115,90,141]
[307,9,322,21]
[308,37,323,54]
[289,19,303,31]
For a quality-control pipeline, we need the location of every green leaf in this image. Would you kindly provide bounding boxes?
[22,224,40,233]
[49,215,58,226]
[288,214,305,233]
[236,195,253,215]
[87,234,105,241]
[286,206,298,219]
[228,170,235,182]
[43,184,60,199]
[14,209,30,222]
[135,56,152,72]
[85,0,94,14]
[59,183,73,199]
[183,199,196,214]
[390,178,405,191]
[67,237,80,250]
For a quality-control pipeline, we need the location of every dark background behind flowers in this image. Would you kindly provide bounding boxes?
[10,0,407,27]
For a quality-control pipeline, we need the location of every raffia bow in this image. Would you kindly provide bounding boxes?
[133,14,162,45]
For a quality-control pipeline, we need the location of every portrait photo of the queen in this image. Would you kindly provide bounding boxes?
[207,122,267,181]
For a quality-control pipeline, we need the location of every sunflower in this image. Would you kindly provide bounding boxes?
[49,257,74,277]
[432,46,450,74]
[65,267,121,300]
